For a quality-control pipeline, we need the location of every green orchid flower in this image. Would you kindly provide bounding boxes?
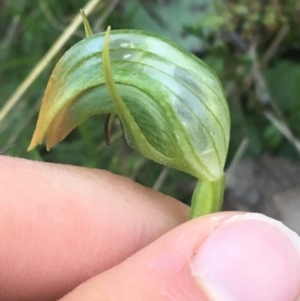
[28,14,230,219]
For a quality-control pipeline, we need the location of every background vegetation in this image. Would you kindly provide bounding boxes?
[1,0,300,207]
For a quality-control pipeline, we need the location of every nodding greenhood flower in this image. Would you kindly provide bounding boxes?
[28,19,230,218]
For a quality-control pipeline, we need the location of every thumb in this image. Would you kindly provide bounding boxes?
[60,212,300,301]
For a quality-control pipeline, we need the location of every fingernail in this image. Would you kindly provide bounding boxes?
[192,213,300,301]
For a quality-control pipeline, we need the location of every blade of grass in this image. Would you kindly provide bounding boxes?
[153,166,170,191]
[130,157,147,180]
[265,112,300,154]
[226,138,249,187]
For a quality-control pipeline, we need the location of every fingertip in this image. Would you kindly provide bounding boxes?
[60,212,300,301]
[192,213,300,301]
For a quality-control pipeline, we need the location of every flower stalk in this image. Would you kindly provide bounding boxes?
[189,175,225,219]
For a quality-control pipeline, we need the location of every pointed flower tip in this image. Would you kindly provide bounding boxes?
[27,133,40,151]
[27,139,44,152]
[27,144,35,152]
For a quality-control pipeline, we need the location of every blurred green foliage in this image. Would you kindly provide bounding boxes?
[1,0,300,204]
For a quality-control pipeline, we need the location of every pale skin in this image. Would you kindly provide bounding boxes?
[1,155,300,301]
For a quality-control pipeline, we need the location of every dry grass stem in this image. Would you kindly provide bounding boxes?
[153,166,170,191]
[226,138,249,187]
[0,0,103,123]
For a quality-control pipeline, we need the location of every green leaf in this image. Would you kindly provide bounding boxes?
[263,124,283,149]
[265,60,300,112]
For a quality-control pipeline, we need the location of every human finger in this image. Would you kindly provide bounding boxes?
[0,155,188,301]
[60,212,300,301]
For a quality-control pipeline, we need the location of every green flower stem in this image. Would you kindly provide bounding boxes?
[189,173,225,219]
